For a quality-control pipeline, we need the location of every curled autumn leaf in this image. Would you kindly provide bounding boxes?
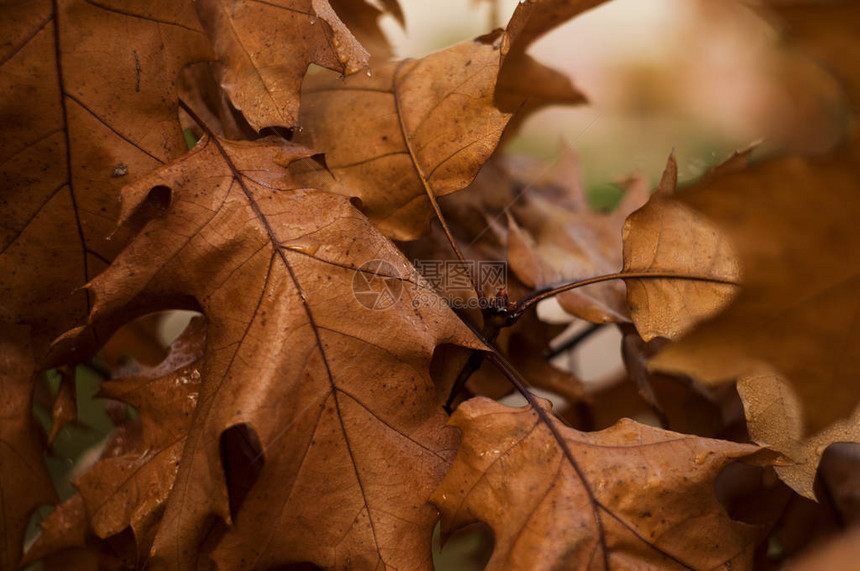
[738,370,860,500]
[196,0,373,131]
[26,318,205,564]
[433,397,765,570]
[622,153,742,341]
[293,1,605,241]
[79,317,205,554]
[293,32,516,240]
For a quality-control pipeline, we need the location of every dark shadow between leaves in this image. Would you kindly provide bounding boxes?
[220,423,265,521]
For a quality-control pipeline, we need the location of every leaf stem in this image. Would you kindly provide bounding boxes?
[512,271,739,318]
[391,60,486,304]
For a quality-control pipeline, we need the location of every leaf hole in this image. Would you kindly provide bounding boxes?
[123,185,174,235]
[432,521,493,570]
[220,423,265,521]
[146,185,172,212]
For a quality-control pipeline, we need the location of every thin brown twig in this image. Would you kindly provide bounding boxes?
[512,271,739,318]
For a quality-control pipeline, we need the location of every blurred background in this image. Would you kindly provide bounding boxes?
[383,0,843,205]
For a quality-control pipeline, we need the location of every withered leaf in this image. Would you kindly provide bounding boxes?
[652,142,860,436]
[432,397,761,570]
[0,326,57,569]
[293,1,606,242]
[622,154,741,341]
[77,135,481,569]
[26,319,205,565]
[293,32,515,240]
[80,318,204,553]
[507,147,649,323]
[196,0,371,131]
[738,370,860,500]
[0,0,212,353]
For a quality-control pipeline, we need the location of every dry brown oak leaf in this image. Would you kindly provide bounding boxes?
[506,146,650,323]
[292,0,605,241]
[0,0,211,351]
[196,0,375,131]
[0,326,57,569]
[737,370,860,500]
[81,318,205,556]
[75,135,482,570]
[688,0,860,497]
[22,495,92,568]
[292,32,515,241]
[25,318,205,566]
[622,153,742,341]
[432,397,763,570]
[651,141,860,437]
[326,0,404,61]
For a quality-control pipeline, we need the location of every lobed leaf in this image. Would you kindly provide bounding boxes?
[622,154,741,341]
[0,0,212,351]
[196,0,372,131]
[75,134,482,569]
[433,397,763,570]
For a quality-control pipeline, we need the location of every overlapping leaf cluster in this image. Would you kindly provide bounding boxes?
[2,0,859,569]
